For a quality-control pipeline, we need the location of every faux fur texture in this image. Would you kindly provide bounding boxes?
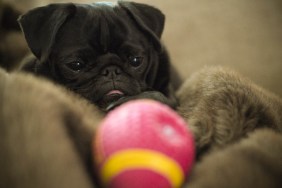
[187,129,282,188]
[1,66,282,187]
[177,67,282,155]
[0,68,103,187]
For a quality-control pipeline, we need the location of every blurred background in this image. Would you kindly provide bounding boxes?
[1,0,282,96]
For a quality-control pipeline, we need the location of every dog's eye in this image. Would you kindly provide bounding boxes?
[66,60,85,72]
[128,56,143,67]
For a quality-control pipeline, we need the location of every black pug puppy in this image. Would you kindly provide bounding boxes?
[18,1,181,111]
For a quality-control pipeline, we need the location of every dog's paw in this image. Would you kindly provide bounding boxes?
[106,91,176,112]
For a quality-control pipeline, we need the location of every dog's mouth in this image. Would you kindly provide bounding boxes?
[96,89,126,109]
[106,90,125,96]
[105,90,125,101]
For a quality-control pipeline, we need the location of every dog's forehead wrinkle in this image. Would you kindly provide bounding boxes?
[85,5,133,52]
[99,17,110,53]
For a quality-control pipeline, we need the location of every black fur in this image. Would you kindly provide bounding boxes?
[18,1,179,111]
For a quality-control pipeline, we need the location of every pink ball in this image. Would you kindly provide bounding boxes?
[94,100,195,188]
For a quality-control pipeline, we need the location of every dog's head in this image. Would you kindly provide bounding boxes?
[19,1,171,109]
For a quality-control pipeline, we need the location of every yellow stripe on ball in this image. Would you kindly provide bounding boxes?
[101,149,184,187]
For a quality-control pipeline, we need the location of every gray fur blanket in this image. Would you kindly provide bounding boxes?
[1,66,282,188]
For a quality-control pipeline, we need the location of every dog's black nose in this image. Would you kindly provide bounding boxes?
[102,65,122,78]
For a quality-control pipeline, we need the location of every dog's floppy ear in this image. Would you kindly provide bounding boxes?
[18,3,76,62]
[118,1,165,52]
